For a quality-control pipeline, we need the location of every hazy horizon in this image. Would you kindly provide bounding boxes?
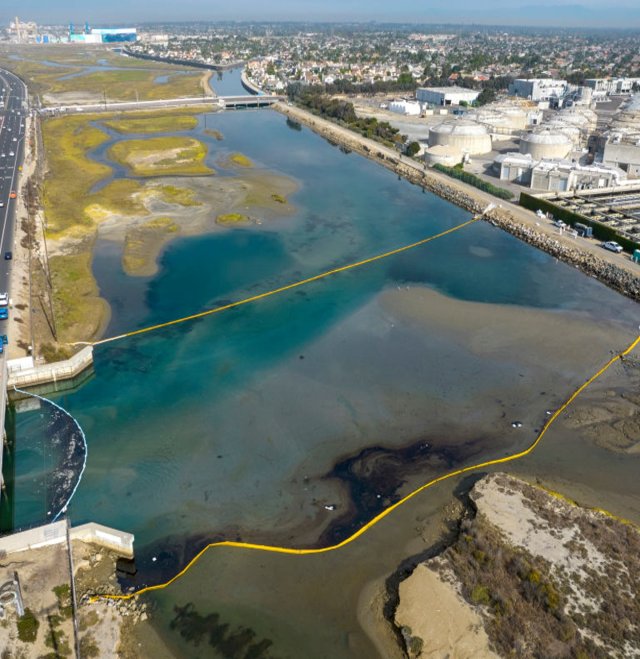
[3,1,640,30]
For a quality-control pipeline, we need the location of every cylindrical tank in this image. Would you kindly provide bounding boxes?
[423,145,462,167]
[428,119,492,155]
[519,130,573,159]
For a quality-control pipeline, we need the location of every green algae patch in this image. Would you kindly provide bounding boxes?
[122,217,180,277]
[103,114,199,134]
[217,213,250,225]
[271,193,287,204]
[108,136,213,177]
[226,152,254,168]
[155,184,202,207]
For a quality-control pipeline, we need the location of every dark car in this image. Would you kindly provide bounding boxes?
[4,251,11,260]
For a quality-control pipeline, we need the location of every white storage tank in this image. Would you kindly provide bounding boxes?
[519,129,573,160]
[428,119,492,155]
[424,144,462,167]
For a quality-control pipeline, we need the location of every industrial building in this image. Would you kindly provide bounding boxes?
[584,78,640,98]
[509,78,568,103]
[68,23,137,43]
[416,86,480,107]
[601,95,640,178]
[388,100,421,116]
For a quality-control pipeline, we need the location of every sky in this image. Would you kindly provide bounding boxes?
[3,0,640,28]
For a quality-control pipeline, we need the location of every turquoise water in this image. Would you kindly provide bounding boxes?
[6,98,640,656]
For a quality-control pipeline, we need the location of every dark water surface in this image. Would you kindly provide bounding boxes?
[7,71,640,657]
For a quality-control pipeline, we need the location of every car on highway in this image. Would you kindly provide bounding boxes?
[9,192,16,199]
[4,251,11,260]
[602,241,623,253]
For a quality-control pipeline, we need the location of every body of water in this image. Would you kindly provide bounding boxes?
[5,68,640,657]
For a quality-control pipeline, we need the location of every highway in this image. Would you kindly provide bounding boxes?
[0,66,28,492]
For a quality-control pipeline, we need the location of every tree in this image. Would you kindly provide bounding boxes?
[405,141,421,157]
[476,88,497,106]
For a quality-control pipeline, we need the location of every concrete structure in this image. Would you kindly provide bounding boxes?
[0,521,134,558]
[509,78,568,103]
[530,160,627,192]
[417,86,480,107]
[388,99,421,116]
[6,346,93,390]
[584,77,640,98]
[493,152,535,184]
[601,95,640,178]
[529,183,640,244]
[428,119,492,155]
[520,129,573,160]
[423,144,462,167]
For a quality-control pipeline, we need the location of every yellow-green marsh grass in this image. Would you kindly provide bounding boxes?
[108,136,213,177]
[102,114,199,134]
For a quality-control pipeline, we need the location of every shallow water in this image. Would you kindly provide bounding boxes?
[6,69,640,656]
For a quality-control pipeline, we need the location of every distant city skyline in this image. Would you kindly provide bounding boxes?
[3,0,640,28]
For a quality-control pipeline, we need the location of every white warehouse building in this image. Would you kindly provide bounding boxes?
[509,78,568,103]
[416,86,480,107]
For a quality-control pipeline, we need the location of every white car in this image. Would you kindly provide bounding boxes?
[0,293,8,307]
[9,151,14,157]
[602,241,623,253]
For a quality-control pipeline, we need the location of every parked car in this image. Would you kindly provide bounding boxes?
[0,309,8,320]
[0,335,7,344]
[4,251,11,260]
[602,241,623,253]
[0,293,7,307]
[552,220,567,229]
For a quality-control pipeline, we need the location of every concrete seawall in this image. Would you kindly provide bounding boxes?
[0,521,134,558]
[6,345,94,391]
[274,102,640,303]
[240,69,263,95]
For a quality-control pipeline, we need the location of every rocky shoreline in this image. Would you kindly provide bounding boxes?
[275,103,640,304]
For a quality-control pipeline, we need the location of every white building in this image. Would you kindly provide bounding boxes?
[530,160,627,192]
[416,86,480,107]
[388,100,421,116]
[509,79,568,103]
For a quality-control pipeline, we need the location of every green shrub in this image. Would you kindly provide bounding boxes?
[17,608,39,642]
[433,163,514,200]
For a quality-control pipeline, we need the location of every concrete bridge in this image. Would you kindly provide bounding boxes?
[40,94,284,115]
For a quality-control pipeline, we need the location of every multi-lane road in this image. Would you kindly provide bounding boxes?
[0,68,27,292]
[0,67,28,488]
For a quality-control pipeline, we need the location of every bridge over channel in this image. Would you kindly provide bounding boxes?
[40,94,284,115]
